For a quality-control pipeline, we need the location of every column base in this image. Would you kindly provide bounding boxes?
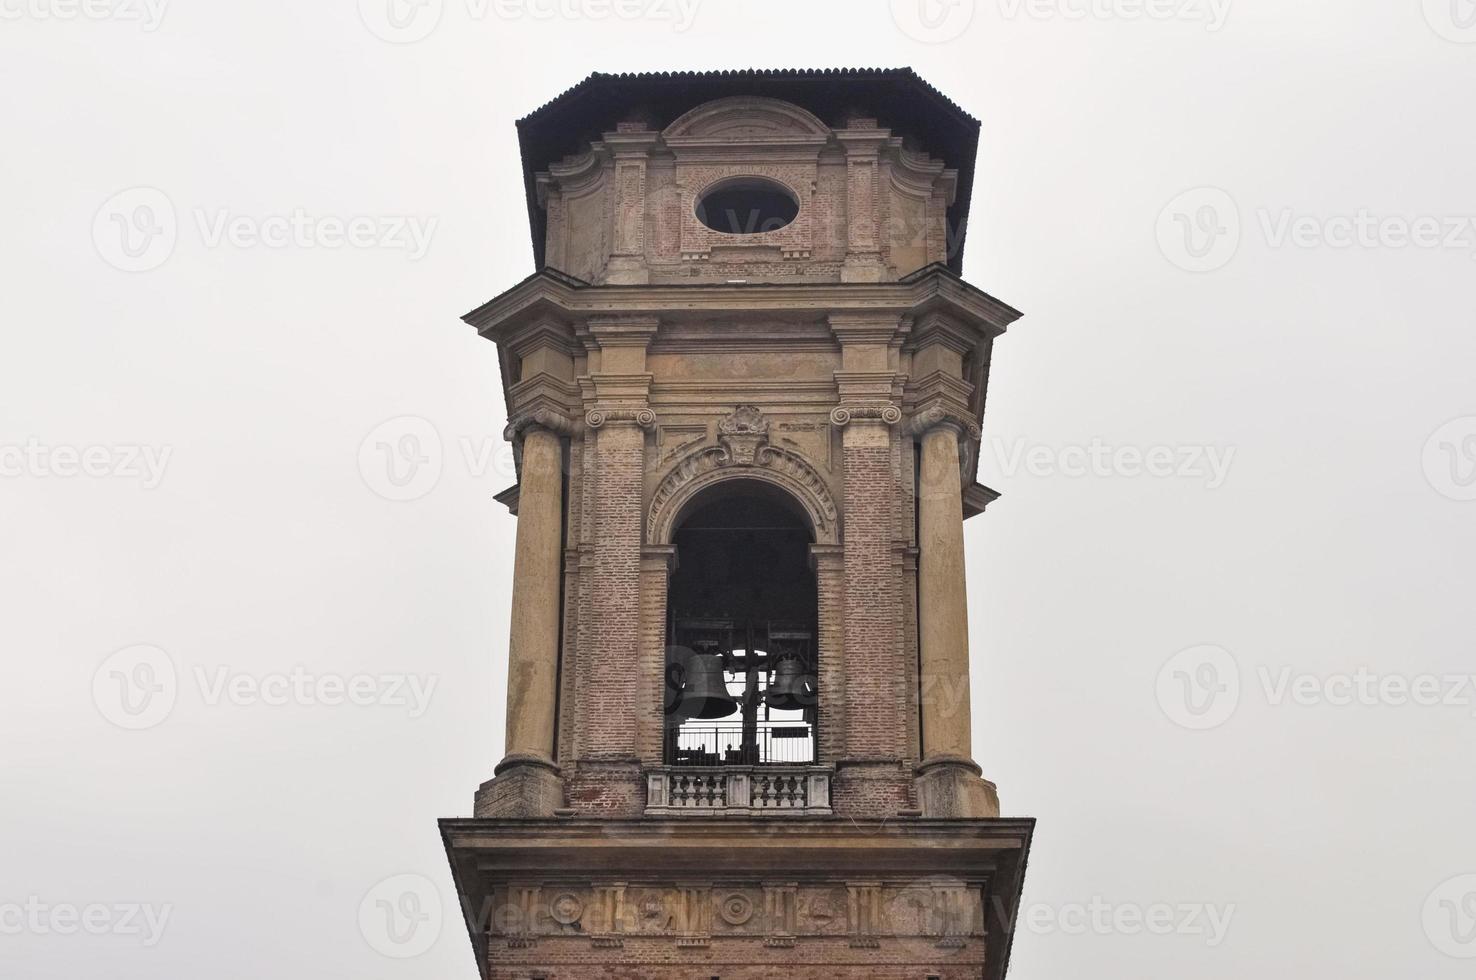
[474,755,564,818]
[915,756,1000,819]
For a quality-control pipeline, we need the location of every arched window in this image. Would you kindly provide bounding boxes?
[662,482,818,766]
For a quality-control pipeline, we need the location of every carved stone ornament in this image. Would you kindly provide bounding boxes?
[717,404,769,464]
[718,893,755,926]
[829,402,903,427]
[549,892,584,926]
[905,403,981,439]
[648,428,840,543]
[503,406,579,441]
[585,406,657,430]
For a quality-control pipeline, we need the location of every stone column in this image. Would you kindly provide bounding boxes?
[477,422,566,817]
[502,424,563,764]
[916,423,972,762]
[912,416,999,818]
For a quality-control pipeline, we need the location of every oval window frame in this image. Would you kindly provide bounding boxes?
[693,177,800,236]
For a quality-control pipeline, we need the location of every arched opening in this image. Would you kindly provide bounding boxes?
[663,480,818,767]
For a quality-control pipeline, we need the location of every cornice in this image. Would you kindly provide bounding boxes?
[463,268,1022,341]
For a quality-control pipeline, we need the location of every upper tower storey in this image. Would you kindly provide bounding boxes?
[516,68,981,284]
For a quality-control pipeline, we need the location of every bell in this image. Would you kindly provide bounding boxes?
[663,648,691,719]
[676,651,739,719]
[766,655,815,710]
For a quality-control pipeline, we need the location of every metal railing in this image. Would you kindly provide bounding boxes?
[667,721,815,767]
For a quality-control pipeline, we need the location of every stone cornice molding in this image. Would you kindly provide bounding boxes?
[582,315,661,347]
[464,268,1020,339]
[827,313,907,347]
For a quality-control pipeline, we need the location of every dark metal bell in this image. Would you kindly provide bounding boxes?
[663,648,690,718]
[676,651,739,719]
[766,655,815,710]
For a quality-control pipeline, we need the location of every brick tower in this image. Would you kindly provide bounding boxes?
[441,69,1033,980]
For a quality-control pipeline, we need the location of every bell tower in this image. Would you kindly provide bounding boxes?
[441,69,1034,980]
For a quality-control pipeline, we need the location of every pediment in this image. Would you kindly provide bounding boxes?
[663,96,831,143]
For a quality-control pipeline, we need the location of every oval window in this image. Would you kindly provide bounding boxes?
[695,178,798,235]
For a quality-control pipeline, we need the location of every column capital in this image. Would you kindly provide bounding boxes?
[905,403,979,440]
[829,402,902,427]
[503,407,579,442]
[585,406,657,430]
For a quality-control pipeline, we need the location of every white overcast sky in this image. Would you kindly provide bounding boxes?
[3,2,1475,978]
